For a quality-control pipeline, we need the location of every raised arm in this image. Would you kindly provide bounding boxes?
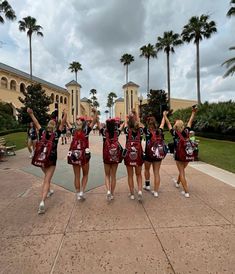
[163,111,172,131]
[159,116,165,129]
[59,110,67,131]
[89,109,98,129]
[96,116,101,130]
[66,119,72,129]
[27,108,41,131]
[187,107,197,128]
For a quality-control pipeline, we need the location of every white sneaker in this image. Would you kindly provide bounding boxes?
[151,191,158,197]
[184,193,190,198]
[29,154,32,159]
[76,192,81,200]
[181,190,186,195]
[128,193,135,200]
[47,189,54,198]
[38,201,45,214]
[172,178,180,188]
[143,185,151,191]
[79,192,85,201]
[137,191,143,202]
[106,190,112,201]
[110,195,114,200]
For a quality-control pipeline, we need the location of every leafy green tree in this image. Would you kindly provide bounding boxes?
[68,61,82,82]
[120,53,134,84]
[139,43,157,94]
[156,31,183,109]
[0,0,16,24]
[222,46,235,77]
[17,84,52,125]
[227,0,235,17]
[141,89,169,124]
[181,14,217,104]
[18,16,43,80]
[0,102,18,130]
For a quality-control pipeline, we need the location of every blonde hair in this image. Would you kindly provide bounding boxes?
[46,120,56,132]
[173,120,185,132]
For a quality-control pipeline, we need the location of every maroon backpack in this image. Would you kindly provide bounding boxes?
[32,131,55,168]
[124,129,143,166]
[175,130,196,162]
[67,130,89,166]
[146,129,167,161]
[103,131,123,164]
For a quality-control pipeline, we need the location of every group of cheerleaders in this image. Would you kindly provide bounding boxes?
[27,106,197,214]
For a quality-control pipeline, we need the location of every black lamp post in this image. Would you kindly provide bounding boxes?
[139,94,143,120]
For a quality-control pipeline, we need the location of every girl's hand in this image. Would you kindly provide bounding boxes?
[27,108,33,115]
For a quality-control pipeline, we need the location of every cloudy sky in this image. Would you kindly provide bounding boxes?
[1,0,234,114]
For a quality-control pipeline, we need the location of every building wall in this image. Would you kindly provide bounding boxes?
[114,101,124,120]
[123,85,139,118]
[81,102,92,118]
[0,69,72,121]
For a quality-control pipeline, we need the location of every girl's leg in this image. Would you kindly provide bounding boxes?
[27,139,32,155]
[38,165,56,214]
[152,161,161,194]
[104,163,111,192]
[81,162,90,193]
[135,166,143,192]
[176,161,189,195]
[126,166,134,197]
[110,164,118,196]
[144,161,151,190]
[73,165,81,193]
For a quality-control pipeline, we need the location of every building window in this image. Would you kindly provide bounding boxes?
[20,83,25,92]
[126,92,129,115]
[10,80,16,91]
[64,97,67,104]
[76,90,78,115]
[1,77,8,88]
[60,96,63,103]
[51,93,54,103]
[131,90,133,110]
[55,94,59,102]
[72,90,74,106]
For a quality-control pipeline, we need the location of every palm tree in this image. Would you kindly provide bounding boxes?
[68,61,82,82]
[222,46,235,77]
[227,0,235,17]
[104,110,109,119]
[181,14,217,104]
[18,16,43,80]
[156,31,183,109]
[0,0,16,23]
[89,89,99,109]
[139,43,157,94]
[107,92,117,118]
[120,53,134,84]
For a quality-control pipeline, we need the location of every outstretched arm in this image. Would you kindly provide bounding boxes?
[59,110,67,131]
[159,116,165,129]
[89,109,98,129]
[163,111,172,131]
[27,108,41,131]
[187,107,197,128]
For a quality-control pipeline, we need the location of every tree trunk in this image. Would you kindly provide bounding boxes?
[126,65,128,84]
[196,41,201,104]
[147,57,150,94]
[75,71,77,82]
[29,35,32,80]
[167,51,171,109]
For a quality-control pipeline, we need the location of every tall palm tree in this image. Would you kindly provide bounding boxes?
[0,0,16,23]
[227,0,235,17]
[18,16,43,80]
[222,46,235,77]
[182,14,217,104]
[107,92,117,118]
[139,43,157,94]
[120,53,134,84]
[68,61,82,82]
[156,31,182,109]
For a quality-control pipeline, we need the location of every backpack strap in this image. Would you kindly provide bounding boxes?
[176,130,189,141]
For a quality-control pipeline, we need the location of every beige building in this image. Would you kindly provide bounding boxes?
[115,81,197,118]
[0,62,92,123]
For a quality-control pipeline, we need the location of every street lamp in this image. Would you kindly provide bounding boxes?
[139,94,143,119]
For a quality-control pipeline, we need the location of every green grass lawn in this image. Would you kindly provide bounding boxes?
[3,132,27,151]
[164,132,235,173]
[3,131,235,173]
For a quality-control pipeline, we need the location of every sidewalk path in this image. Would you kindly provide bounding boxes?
[0,134,234,274]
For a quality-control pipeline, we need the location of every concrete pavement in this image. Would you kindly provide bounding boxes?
[0,133,234,274]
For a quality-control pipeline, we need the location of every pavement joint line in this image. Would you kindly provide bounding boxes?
[65,227,154,234]
[49,195,77,274]
[193,193,234,225]
[140,198,176,274]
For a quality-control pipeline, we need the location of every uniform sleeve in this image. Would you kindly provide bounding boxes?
[38,128,44,139]
[170,128,175,137]
[124,127,128,135]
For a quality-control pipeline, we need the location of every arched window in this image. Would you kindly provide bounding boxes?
[60,96,63,103]
[51,93,54,103]
[131,90,133,110]
[55,94,59,103]
[72,90,74,106]
[20,83,26,92]
[1,77,8,88]
[10,80,16,91]
[64,97,67,104]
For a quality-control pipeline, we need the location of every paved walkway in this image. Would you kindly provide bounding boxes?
[0,134,234,274]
